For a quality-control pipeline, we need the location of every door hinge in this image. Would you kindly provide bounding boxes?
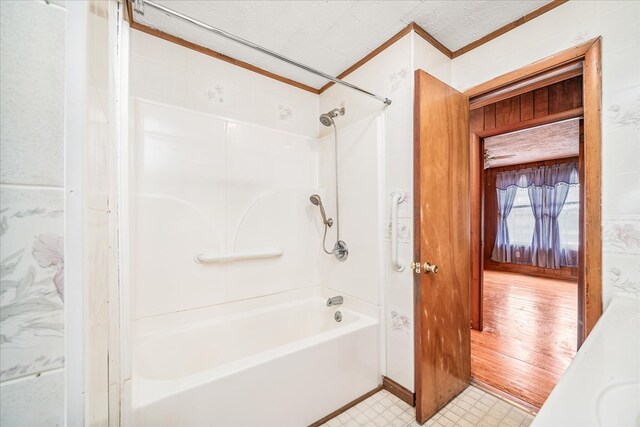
[410,261,421,274]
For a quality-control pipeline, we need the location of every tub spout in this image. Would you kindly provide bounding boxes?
[327,296,343,307]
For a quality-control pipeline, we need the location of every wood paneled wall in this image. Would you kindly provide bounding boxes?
[479,76,582,133]
[484,158,579,281]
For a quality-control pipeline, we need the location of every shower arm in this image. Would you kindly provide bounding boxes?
[133,0,392,106]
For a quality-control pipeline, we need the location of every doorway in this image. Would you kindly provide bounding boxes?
[467,39,603,344]
[464,38,603,410]
[473,119,582,409]
[412,39,602,422]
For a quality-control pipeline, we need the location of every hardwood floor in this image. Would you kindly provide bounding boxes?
[471,270,577,410]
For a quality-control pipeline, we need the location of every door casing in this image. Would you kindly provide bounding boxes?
[465,38,603,346]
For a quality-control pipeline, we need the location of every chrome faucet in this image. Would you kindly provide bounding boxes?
[326,296,343,307]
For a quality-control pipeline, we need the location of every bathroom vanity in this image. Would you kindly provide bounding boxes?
[533,296,640,426]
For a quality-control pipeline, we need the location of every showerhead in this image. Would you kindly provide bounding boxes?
[309,194,321,206]
[319,107,345,127]
[319,114,334,127]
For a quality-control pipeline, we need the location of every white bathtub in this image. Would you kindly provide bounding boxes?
[131,294,380,426]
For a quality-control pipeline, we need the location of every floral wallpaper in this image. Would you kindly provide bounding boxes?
[603,216,640,255]
[206,85,225,104]
[0,189,64,382]
[608,266,640,299]
[278,104,295,122]
[603,214,640,301]
[607,91,640,129]
[1,1,66,423]
[389,67,409,91]
[385,192,411,244]
[390,310,411,334]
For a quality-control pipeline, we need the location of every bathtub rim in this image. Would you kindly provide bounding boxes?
[132,300,378,407]
[134,285,379,335]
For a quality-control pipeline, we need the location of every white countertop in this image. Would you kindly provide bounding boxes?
[533,296,640,427]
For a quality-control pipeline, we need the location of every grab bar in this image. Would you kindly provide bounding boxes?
[195,248,284,264]
[391,192,405,272]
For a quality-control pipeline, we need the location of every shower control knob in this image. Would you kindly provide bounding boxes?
[410,261,421,274]
[423,261,439,274]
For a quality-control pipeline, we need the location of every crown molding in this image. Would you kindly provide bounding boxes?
[126,0,570,96]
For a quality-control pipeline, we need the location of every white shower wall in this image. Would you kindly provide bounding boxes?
[131,100,320,318]
[130,32,319,139]
[318,114,385,307]
[129,31,323,321]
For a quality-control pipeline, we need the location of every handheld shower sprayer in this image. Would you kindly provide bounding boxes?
[309,194,333,227]
[310,193,344,258]
[310,106,349,262]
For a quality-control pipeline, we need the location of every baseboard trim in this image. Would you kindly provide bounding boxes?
[470,378,539,414]
[308,385,383,427]
[382,376,415,407]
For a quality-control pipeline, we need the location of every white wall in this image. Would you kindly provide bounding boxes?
[0,1,66,425]
[451,0,640,305]
[64,0,120,424]
[129,31,321,324]
[319,32,452,392]
[131,31,319,139]
[318,114,384,307]
[86,1,119,423]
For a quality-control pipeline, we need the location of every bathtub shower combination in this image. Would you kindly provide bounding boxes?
[132,292,379,426]
[129,92,385,425]
[126,2,392,425]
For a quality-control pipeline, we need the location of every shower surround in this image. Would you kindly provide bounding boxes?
[125,31,384,425]
[131,99,319,317]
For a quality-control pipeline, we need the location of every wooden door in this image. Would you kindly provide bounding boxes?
[414,70,471,423]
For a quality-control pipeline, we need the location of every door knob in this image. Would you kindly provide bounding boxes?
[423,261,439,274]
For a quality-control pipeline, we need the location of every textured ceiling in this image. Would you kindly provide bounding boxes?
[484,120,580,169]
[133,0,552,89]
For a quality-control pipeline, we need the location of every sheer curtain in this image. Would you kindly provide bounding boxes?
[559,185,580,266]
[540,163,579,268]
[527,167,546,267]
[491,171,525,263]
[491,162,579,268]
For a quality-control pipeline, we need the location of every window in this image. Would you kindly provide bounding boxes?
[506,187,535,246]
[492,163,579,268]
[504,185,580,251]
[558,185,580,250]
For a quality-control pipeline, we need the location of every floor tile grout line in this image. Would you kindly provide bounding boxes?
[324,386,532,427]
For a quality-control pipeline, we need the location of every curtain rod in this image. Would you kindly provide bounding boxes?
[133,0,392,105]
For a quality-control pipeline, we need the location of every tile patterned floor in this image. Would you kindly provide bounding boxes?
[320,386,535,427]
